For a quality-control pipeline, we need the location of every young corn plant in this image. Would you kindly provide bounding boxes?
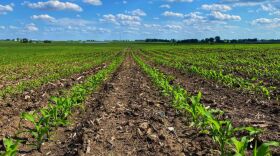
[172,88,188,110]
[207,118,235,155]
[70,87,87,104]
[0,138,20,156]
[189,92,205,126]
[193,101,213,131]
[253,141,280,156]
[51,97,75,122]
[43,104,68,127]
[230,136,250,156]
[20,112,50,151]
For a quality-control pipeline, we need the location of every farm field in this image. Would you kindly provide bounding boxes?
[0,42,279,155]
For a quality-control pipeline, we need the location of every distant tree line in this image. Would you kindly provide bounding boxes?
[144,36,280,44]
[2,37,280,44]
[0,38,52,43]
[19,38,52,43]
[145,39,170,42]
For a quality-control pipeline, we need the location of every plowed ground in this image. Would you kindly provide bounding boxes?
[35,56,216,156]
[2,54,279,155]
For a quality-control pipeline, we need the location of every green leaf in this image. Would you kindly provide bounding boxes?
[254,141,279,156]
[2,138,20,156]
[21,112,35,123]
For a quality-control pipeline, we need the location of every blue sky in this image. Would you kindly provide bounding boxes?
[0,0,280,40]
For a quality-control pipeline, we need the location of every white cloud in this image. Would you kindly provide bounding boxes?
[162,11,184,17]
[261,3,273,11]
[31,14,55,22]
[220,0,276,7]
[160,4,171,9]
[222,0,280,17]
[165,24,182,30]
[84,27,111,33]
[25,23,39,32]
[252,18,280,28]
[185,12,204,20]
[83,0,102,6]
[101,14,118,24]
[23,0,82,12]
[123,1,127,4]
[120,21,141,26]
[117,14,141,26]
[209,11,241,21]
[0,3,13,15]
[131,9,146,16]
[184,12,206,25]
[0,26,5,29]
[117,14,140,21]
[261,3,280,15]
[202,4,232,12]
[100,13,142,26]
[221,0,261,6]
[32,16,93,27]
[97,28,111,33]
[144,24,161,28]
[252,18,279,24]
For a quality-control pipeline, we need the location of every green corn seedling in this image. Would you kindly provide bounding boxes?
[42,105,68,127]
[51,97,74,120]
[20,112,50,151]
[253,141,279,156]
[0,138,20,156]
[230,136,250,156]
[190,92,204,125]
[71,87,87,103]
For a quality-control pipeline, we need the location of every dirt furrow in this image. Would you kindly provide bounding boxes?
[0,63,107,140]
[145,59,280,144]
[40,56,216,156]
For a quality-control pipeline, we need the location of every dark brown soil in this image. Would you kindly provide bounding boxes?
[140,55,280,153]
[33,56,216,156]
[0,63,107,140]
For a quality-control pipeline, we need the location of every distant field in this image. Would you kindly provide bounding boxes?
[139,43,280,99]
[0,42,124,97]
[0,42,279,155]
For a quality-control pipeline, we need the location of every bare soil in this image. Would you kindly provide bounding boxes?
[0,63,107,140]
[32,56,217,156]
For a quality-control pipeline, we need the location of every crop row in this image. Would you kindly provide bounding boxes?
[162,49,279,80]
[0,53,124,156]
[139,50,276,98]
[133,53,279,156]
[139,45,280,82]
[0,49,121,98]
